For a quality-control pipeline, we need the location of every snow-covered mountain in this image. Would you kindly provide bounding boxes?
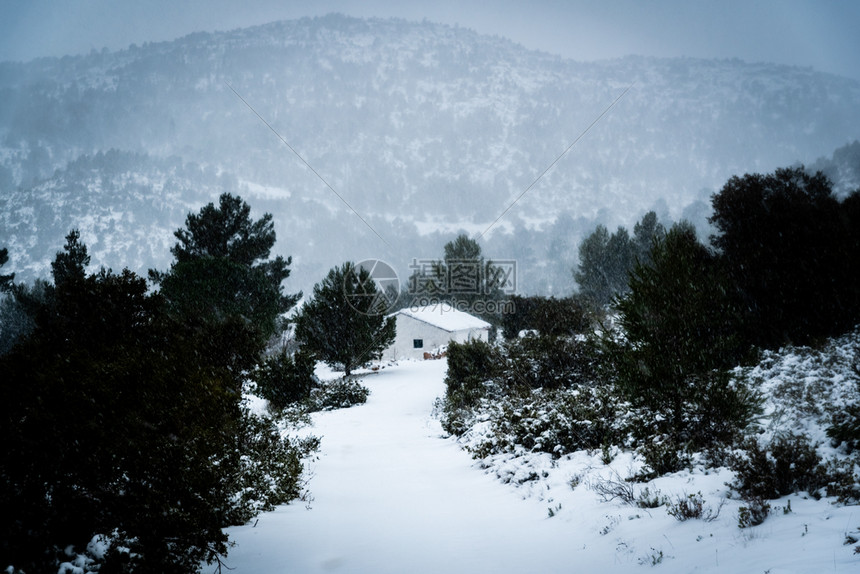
[1,14,859,293]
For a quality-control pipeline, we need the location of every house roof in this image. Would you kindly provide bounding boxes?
[395,303,492,332]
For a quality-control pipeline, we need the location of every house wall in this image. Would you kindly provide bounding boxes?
[386,314,489,360]
[449,328,489,346]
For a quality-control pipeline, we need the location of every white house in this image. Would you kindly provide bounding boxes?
[385,303,492,360]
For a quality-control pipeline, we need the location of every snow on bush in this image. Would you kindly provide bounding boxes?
[441,329,860,528]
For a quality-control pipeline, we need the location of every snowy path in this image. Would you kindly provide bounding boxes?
[218,359,860,574]
[220,360,587,573]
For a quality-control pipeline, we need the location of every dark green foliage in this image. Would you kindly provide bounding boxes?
[632,211,666,267]
[1,265,235,572]
[840,189,860,330]
[444,233,482,261]
[710,168,860,346]
[821,457,860,503]
[500,295,592,339]
[843,191,860,268]
[442,335,618,452]
[0,247,13,289]
[499,295,532,339]
[414,234,507,323]
[729,434,826,500]
[2,204,306,573]
[50,229,90,288]
[618,222,748,373]
[170,193,276,266]
[827,360,860,453]
[574,211,665,306]
[440,235,502,306]
[611,222,757,448]
[636,439,690,479]
[306,378,371,411]
[689,371,763,448]
[504,334,597,390]
[444,339,502,405]
[441,339,503,435]
[574,224,627,306]
[151,193,300,352]
[159,257,285,332]
[253,350,318,409]
[294,262,396,376]
[636,487,667,509]
[828,404,860,453]
[228,409,311,523]
[737,498,771,528]
[666,492,717,521]
[527,296,591,338]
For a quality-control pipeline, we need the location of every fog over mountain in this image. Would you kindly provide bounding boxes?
[1,14,859,294]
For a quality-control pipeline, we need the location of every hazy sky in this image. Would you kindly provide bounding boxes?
[1,0,858,81]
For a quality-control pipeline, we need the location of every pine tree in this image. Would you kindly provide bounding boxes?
[151,193,299,370]
[2,226,306,573]
[415,234,505,317]
[710,168,855,346]
[632,210,666,266]
[50,230,89,288]
[575,212,666,307]
[0,248,13,290]
[170,193,279,266]
[612,222,754,447]
[1,256,237,572]
[574,225,632,305]
[295,262,396,376]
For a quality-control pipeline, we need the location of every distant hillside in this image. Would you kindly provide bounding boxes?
[1,15,859,294]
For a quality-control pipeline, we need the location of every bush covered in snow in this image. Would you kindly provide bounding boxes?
[464,383,626,459]
[725,331,860,505]
[729,433,827,500]
[439,338,505,436]
[306,377,371,411]
[666,491,721,521]
[828,398,860,453]
[229,408,319,524]
[440,333,629,459]
[441,316,860,533]
[503,333,599,390]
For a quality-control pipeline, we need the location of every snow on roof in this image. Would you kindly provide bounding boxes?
[396,303,491,332]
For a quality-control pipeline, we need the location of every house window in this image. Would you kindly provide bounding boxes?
[413,339,424,349]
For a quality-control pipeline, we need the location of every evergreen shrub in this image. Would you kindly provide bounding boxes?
[253,350,317,409]
[729,434,825,500]
[307,378,370,411]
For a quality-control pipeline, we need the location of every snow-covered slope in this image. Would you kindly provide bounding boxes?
[1,15,859,293]
[221,347,860,573]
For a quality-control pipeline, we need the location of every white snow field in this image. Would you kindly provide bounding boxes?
[218,359,860,574]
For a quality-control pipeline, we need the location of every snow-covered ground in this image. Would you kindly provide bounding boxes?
[217,358,859,574]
